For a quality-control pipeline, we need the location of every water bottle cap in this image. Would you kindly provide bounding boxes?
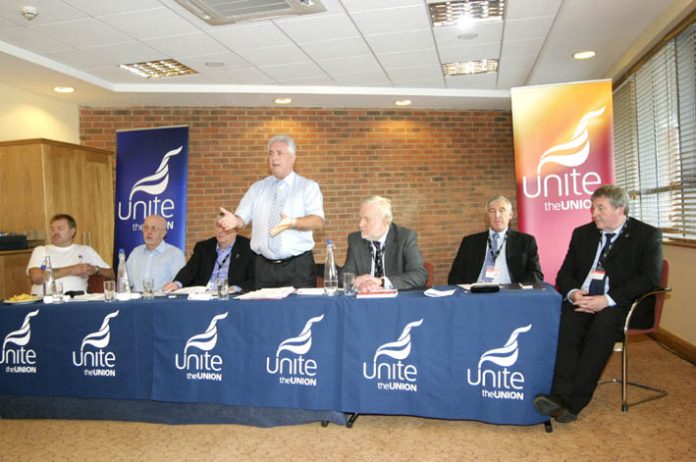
[327,239,333,245]
[118,248,125,254]
[40,265,45,270]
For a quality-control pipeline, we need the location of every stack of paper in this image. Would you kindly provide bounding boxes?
[356,289,398,299]
[236,287,296,300]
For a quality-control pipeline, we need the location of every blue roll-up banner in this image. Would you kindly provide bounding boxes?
[115,126,188,260]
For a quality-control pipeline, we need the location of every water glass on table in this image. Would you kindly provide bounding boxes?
[217,277,229,300]
[343,272,356,296]
[143,278,155,300]
[53,281,64,304]
[103,280,115,302]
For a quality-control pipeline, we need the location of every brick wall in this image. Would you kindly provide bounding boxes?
[80,107,516,285]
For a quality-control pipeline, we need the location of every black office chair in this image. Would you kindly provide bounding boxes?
[601,259,671,412]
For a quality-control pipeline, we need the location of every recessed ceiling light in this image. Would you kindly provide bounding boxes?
[53,86,75,94]
[443,59,498,76]
[119,59,197,79]
[394,100,412,106]
[274,98,292,104]
[573,50,596,60]
[429,0,505,28]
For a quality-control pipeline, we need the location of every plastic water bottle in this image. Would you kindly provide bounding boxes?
[116,248,131,300]
[42,256,56,302]
[324,240,338,296]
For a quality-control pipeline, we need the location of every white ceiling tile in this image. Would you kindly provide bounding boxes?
[300,37,372,60]
[504,16,555,41]
[0,0,87,27]
[445,72,497,89]
[500,37,545,59]
[63,0,163,17]
[82,42,166,66]
[282,75,336,85]
[392,78,446,89]
[499,55,537,73]
[506,0,563,20]
[0,28,71,53]
[213,67,276,85]
[145,32,229,58]
[275,14,359,43]
[260,61,327,81]
[44,49,109,68]
[342,0,424,13]
[317,54,382,76]
[100,7,201,40]
[350,5,431,35]
[433,21,503,48]
[235,44,311,67]
[439,43,501,63]
[84,65,150,83]
[333,72,391,86]
[209,23,290,51]
[364,29,435,54]
[32,19,132,48]
[377,49,440,70]
[387,66,444,84]
[177,52,251,71]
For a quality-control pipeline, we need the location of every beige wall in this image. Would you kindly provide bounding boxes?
[0,82,79,143]
[662,245,696,345]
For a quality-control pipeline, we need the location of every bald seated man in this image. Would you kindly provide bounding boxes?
[126,214,185,292]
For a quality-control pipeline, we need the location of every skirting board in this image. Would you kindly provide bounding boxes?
[651,328,696,365]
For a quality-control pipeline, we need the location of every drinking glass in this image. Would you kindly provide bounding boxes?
[143,278,155,300]
[343,272,356,296]
[217,277,229,300]
[53,281,64,304]
[103,280,115,302]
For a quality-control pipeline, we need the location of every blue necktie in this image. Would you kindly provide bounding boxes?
[482,232,499,282]
[588,233,615,295]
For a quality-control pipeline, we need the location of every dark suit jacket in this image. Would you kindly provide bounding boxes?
[448,230,543,285]
[174,236,255,292]
[342,223,428,290]
[556,217,662,327]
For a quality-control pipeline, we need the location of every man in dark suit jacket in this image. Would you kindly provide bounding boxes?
[534,185,662,423]
[162,223,255,293]
[448,195,543,285]
[342,196,427,291]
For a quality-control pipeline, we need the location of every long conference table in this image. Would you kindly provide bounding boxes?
[0,285,561,427]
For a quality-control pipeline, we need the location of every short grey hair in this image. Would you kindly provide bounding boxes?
[592,184,630,215]
[363,196,393,225]
[267,135,297,156]
[485,195,513,212]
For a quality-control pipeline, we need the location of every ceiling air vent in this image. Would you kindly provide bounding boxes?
[175,0,326,25]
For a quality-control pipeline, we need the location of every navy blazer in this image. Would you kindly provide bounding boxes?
[556,217,662,327]
[448,229,543,285]
[174,236,255,292]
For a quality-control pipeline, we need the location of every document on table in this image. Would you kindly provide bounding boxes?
[356,289,398,299]
[424,288,456,297]
[236,287,296,300]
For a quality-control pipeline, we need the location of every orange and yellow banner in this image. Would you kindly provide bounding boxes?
[512,80,614,284]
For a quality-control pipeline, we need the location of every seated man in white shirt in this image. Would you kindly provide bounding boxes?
[126,215,186,292]
[27,214,115,295]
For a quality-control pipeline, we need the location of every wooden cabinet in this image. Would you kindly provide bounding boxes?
[0,250,33,298]
[0,139,114,298]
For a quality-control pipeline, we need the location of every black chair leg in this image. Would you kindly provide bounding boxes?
[544,420,553,433]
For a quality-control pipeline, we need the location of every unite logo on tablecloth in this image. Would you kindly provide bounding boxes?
[466,324,531,400]
[265,314,324,387]
[0,309,39,374]
[71,311,119,377]
[362,319,423,393]
[174,312,228,381]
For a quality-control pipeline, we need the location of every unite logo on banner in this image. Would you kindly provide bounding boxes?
[466,324,531,400]
[174,312,228,381]
[115,125,189,257]
[266,314,324,387]
[0,310,40,374]
[362,319,423,392]
[71,311,119,377]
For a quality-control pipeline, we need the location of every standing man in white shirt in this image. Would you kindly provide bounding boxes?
[126,214,186,292]
[27,214,115,295]
[218,135,324,288]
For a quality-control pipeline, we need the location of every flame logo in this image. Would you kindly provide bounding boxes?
[536,107,605,174]
[477,324,532,369]
[276,314,325,356]
[373,319,424,363]
[128,146,182,200]
[183,312,229,354]
[2,309,40,350]
[80,311,119,351]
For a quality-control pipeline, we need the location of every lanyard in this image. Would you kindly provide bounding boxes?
[487,234,507,262]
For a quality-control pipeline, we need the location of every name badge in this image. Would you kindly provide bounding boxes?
[590,269,606,281]
[485,266,499,280]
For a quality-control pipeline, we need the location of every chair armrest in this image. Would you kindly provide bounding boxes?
[623,287,672,332]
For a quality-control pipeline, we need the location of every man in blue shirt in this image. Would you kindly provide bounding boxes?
[126,215,185,292]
